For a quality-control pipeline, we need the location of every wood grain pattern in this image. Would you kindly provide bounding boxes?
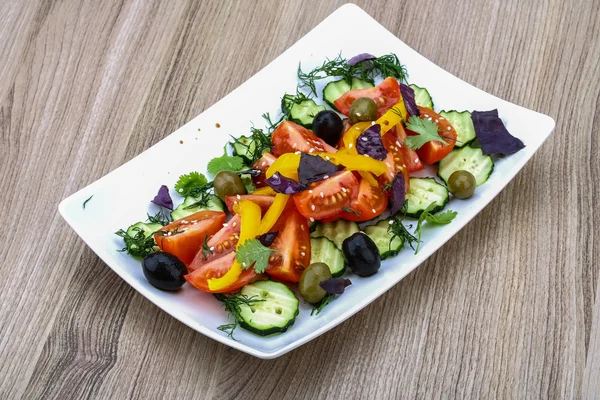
[0,0,598,398]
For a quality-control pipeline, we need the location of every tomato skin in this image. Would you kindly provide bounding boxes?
[378,151,410,198]
[184,252,264,293]
[225,195,275,215]
[406,107,457,164]
[154,211,225,265]
[252,152,276,188]
[334,77,401,118]
[187,214,240,273]
[292,171,359,220]
[383,125,423,172]
[339,178,388,222]
[271,121,336,157]
[266,207,310,282]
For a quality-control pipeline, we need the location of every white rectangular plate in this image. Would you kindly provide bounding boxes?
[59,4,555,358]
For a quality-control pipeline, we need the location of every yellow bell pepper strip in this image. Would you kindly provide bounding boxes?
[326,151,388,176]
[252,186,277,196]
[376,101,408,136]
[258,193,289,235]
[342,121,372,152]
[208,200,261,291]
[359,171,379,187]
[266,153,300,180]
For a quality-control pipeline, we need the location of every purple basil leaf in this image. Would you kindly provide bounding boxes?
[265,172,308,194]
[348,53,376,66]
[258,231,278,247]
[471,109,525,155]
[356,124,387,160]
[320,278,352,295]
[400,83,419,117]
[298,153,339,185]
[151,185,173,210]
[389,174,406,215]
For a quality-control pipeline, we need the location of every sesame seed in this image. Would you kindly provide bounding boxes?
[300,225,305,231]
[427,117,432,121]
[167,232,172,236]
[301,251,306,257]
[210,246,215,251]
[439,117,445,120]
[242,262,247,267]
[310,217,315,222]
[309,148,315,153]
[323,175,329,179]
[349,143,353,148]
[447,126,452,131]
[222,223,228,227]
[396,141,402,147]
[320,192,324,198]
[232,222,237,227]
[372,208,376,213]
[295,151,301,155]
[435,119,438,123]
[414,158,418,163]
[311,205,316,211]
[423,114,429,118]
[361,137,368,142]
[236,194,241,199]
[342,187,347,193]
[309,190,313,194]
[325,156,330,160]
[389,220,394,225]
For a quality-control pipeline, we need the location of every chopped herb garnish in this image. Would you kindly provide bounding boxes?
[342,207,361,216]
[201,236,213,260]
[215,293,265,340]
[388,218,418,251]
[405,116,449,150]
[414,203,457,254]
[82,195,93,209]
[147,210,171,226]
[311,294,334,316]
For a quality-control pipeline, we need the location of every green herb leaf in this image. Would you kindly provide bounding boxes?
[414,203,457,254]
[235,238,275,274]
[207,153,245,175]
[146,210,171,226]
[405,116,448,150]
[311,293,334,316]
[388,218,418,251]
[82,195,93,209]
[202,236,213,260]
[175,172,208,197]
[241,174,256,194]
[342,207,361,216]
[115,228,157,257]
[215,293,265,340]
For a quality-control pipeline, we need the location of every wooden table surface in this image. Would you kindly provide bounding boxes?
[1,0,599,398]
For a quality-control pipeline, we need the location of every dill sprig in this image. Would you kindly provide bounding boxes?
[230,126,272,166]
[297,53,409,96]
[311,294,334,316]
[262,112,284,133]
[115,227,157,257]
[388,218,418,251]
[147,210,171,226]
[215,293,265,340]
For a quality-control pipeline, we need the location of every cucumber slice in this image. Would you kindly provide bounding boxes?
[323,79,351,109]
[438,146,494,187]
[310,219,360,249]
[171,195,224,221]
[405,177,449,218]
[310,237,345,277]
[237,281,299,336]
[288,99,326,129]
[231,135,257,163]
[409,84,434,109]
[365,219,404,260]
[126,222,162,238]
[351,77,374,90]
[439,110,476,147]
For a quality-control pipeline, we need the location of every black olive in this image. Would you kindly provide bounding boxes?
[312,110,344,147]
[342,232,381,277]
[142,252,187,291]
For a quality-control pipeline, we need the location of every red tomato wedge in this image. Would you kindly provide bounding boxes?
[378,151,410,198]
[252,152,276,188]
[406,107,457,164]
[187,214,240,273]
[154,211,225,265]
[271,121,336,157]
[334,77,401,118]
[267,206,311,282]
[339,178,388,222]
[225,195,275,215]
[382,125,423,172]
[292,171,359,221]
[184,252,265,293]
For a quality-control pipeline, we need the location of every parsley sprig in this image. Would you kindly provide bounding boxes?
[236,239,276,274]
[413,204,457,253]
[404,116,450,150]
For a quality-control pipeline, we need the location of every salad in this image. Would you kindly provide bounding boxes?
[115,52,525,339]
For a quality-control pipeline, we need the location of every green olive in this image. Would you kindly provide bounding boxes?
[349,97,378,124]
[213,171,246,201]
[299,262,332,304]
[448,170,476,199]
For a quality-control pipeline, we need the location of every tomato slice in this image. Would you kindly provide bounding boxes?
[271,121,336,157]
[339,178,388,222]
[382,124,423,172]
[334,77,401,118]
[266,206,311,282]
[252,152,276,188]
[406,107,457,164]
[184,252,264,293]
[187,214,240,273]
[292,171,359,221]
[378,151,410,198]
[154,211,225,265]
[225,195,275,215]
